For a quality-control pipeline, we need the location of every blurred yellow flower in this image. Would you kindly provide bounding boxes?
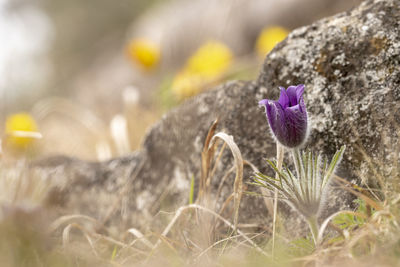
[127,38,160,70]
[255,26,289,57]
[171,72,203,100]
[172,40,233,100]
[186,41,233,79]
[5,113,41,149]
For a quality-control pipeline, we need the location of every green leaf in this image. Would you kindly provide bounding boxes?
[287,237,315,257]
[111,245,118,261]
[332,200,367,230]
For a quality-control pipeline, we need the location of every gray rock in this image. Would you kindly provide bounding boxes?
[38,0,400,236]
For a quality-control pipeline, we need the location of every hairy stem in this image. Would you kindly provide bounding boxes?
[272,144,284,258]
[292,148,306,199]
[306,215,319,246]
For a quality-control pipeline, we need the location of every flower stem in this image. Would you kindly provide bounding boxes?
[291,148,302,181]
[291,148,308,199]
[272,144,284,258]
[306,215,319,246]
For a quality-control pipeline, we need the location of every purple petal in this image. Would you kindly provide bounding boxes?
[298,94,306,113]
[278,87,289,108]
[258,99,269,106]
[295,84,305,103]
[286,86,298,106]
[265,101,276,132]
[282,105,308,147]
[266,101,288,145]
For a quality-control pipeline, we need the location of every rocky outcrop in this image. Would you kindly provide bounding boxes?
[39,0,400,236]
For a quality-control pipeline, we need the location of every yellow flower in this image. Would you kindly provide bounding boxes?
[255,26,289,57]
[5,113,41,149]
[127,38,160,70]
[185,41,233,79]
[171,71,204,100]
[172,40,233,100]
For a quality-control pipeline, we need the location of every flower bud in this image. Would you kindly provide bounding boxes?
[259,84,308,148]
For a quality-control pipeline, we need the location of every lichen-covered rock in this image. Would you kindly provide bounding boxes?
[257,0,400,191]
[38,0,400,236]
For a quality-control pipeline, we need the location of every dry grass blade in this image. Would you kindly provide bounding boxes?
[49,214,99,233]
[62,223,99,257]
[218,193,234,215]
[94,233,147,256]
[153,234,180,255]
[200,119,219,199]
[62,224,149,261]
[209,132,244,230]
[334,174,383,211]
[209,142,227,185]
[244,160,274,217]
[127,228,154,249]
[214,165,235,209]
[152,204,268,257]
[195,233,243,260]
[62,223,73,247]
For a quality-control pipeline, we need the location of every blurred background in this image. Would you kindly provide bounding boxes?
[0,0,363,161]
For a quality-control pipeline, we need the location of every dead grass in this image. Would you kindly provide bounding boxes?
[0,120,400,267]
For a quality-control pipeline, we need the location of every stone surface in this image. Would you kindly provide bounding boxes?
[37,0,400,236]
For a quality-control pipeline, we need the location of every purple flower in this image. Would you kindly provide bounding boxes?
[259,84,308,148]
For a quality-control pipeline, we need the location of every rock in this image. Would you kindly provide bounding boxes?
[38,0,400,236]
[257,0,400,192]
